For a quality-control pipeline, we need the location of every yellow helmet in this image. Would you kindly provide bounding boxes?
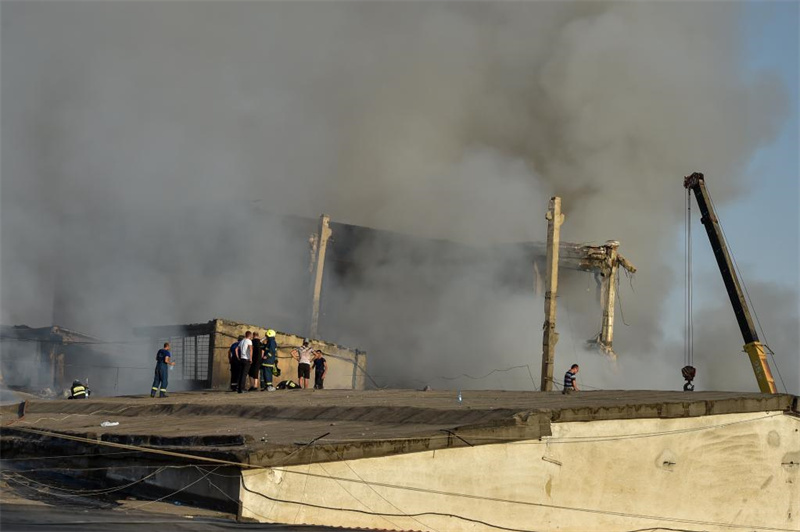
[266,329,276,338]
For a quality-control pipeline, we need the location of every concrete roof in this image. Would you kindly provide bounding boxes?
[2,389,796,467]
[0,324,101,343]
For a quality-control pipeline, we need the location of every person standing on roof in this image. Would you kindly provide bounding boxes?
[248,332,264,391]
[229,335,244,392]
[237,331,253,394]
[260,329,278,391]
[291,339,314,389]
[562,364,579,394]
[312,349,327,389]
[151,342,175,398]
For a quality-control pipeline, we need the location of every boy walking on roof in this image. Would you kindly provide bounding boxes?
[562,364,579,394]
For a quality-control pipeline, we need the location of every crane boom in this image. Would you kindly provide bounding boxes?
[684,172,777,393]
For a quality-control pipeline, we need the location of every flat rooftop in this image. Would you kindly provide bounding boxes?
[2,390,796,466]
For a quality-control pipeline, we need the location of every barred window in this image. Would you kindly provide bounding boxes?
[157,334,210,382]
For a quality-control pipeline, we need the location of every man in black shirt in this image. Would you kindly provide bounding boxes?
[248,332,264,391]
[229,336,243,391]
[312,350,327,389]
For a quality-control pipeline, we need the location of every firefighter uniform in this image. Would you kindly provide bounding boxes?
[69,381,88,399]
[151,347,171,398]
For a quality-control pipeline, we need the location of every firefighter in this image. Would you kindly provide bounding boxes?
[69,380,89,399]
[260,329,278,391]
[151,342,175,398]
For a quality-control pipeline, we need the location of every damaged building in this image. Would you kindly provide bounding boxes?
[0,324,103,395]
[300,213,635,365]
[18,209,634,396]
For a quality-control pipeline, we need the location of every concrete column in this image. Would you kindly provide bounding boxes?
[56,353,65,390]
[48,344,57,389]
[598,241,619,359]
[309,214,332,339]
[540,197,564,391]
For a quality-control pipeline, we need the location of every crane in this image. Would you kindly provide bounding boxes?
[683,172,777,393]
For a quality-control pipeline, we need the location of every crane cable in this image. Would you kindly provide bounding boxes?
[685,189,694,369]
[682,190,697,392]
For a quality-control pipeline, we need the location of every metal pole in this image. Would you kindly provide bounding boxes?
[540,197,564,391]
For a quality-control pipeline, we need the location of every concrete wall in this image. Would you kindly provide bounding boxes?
[240,411,799,531]
[211,319,365,390]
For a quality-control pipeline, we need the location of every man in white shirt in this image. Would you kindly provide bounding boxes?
[237,331,253,394]
[291,338,315,389]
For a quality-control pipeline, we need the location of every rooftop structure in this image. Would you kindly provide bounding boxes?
[2,389,796,531]
[133,318,366,391]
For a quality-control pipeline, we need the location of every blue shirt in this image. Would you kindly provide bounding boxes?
[156,349,171,365]
[312,357,326,375]
[229,341,239,360]
[564,370,577,390]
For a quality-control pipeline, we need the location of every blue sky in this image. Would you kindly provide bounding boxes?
[724,1,798,285]
[657,2,797,382]
[684,1,798,293]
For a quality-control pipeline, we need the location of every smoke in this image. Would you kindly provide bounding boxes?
[1,2,795,393]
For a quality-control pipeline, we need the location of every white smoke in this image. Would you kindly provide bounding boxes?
[1,2,794,393]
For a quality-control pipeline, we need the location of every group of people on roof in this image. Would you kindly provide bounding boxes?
[229,331,326,393]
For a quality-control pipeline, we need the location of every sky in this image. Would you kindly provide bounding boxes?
[561,0,800,392]
[721,0,798,286]
[660,1,799,391]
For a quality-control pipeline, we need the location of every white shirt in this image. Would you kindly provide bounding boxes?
[239,338,252,360]
[298,346,314,365]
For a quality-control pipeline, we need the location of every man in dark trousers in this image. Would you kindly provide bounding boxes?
[151,342,176,398]
[312,349,327,389]
[229,335,244,391]
[562,363,579,394]
[237,331,252,394]
[248,332,264,391]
